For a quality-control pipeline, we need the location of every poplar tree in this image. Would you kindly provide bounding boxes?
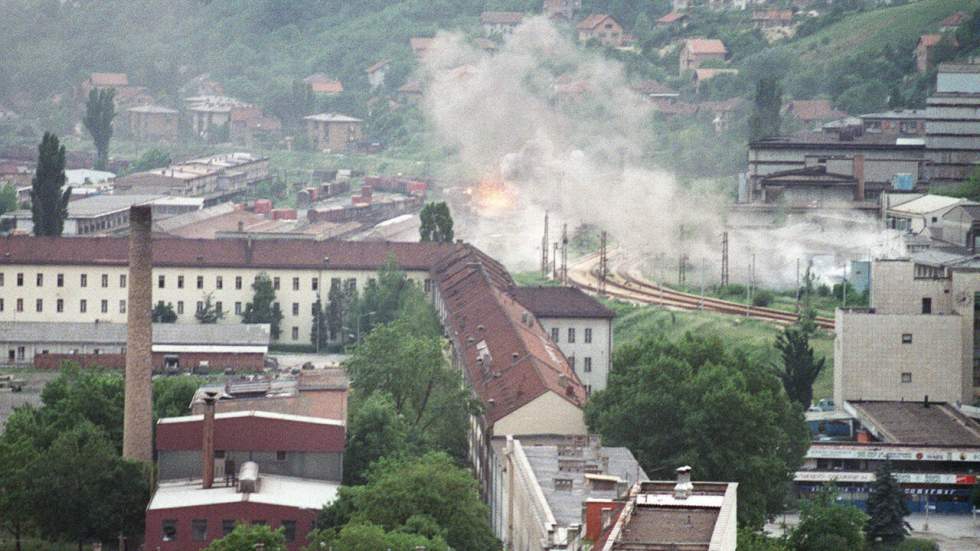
[29,132,71,236]
[243,273,283,339]
[419,202,454,243]
[773,327,825,408]
[749,78,782,141]
[83,88,116,170]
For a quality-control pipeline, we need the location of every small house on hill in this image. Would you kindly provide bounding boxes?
[481,11,524,35]
[576,14,625,47]
[303,74,344,95]
[679,38,727,73]
[656,12,688,28]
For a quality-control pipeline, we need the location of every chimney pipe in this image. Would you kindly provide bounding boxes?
[122,206,153,463]
[202,391,218,489]
[853,154,865,202]
[674,465,693,500]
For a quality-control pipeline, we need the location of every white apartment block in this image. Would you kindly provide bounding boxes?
[512,287,615,394]
[835,205,980,406]
[0,237,445,346]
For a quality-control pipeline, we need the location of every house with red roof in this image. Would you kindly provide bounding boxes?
[915,33,956,73]
[655,12,688,28]
[303,74,344,95]
[481,11,525,35]
[576,14,626,47]
[784,99,847,127]
[752,9,792,29]
[679,38,727,73]
[940,11,969,33]
[366,60,390,91]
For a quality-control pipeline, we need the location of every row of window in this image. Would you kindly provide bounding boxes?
[567,356,594,373]
[1,272,126,289]
[0,298,125,314]
[549,327,594,344]
[161,519,298,543]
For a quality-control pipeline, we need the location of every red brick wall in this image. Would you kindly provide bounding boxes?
[33,353,126,370]
[145,502,318,551]
[156,415,345,453]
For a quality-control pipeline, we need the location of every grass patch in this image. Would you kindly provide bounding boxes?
[606,300,835,400]
[512,271,561,287]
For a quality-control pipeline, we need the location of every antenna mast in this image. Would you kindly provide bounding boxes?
[541,211,550,277]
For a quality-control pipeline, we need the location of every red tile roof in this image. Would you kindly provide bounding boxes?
[684,38,727,55]
[512,287,615,319]
[577,14,618,31]
[366,60,390,74]
[304,74,344,94]
[480,11,524,25]
[0,236,454,271]
[656,12,686,24]
[752,9,792,22]
[941,11,968,28]
[631,80,678,96]
[433,246,586,426]
[918,34,943,48]
[89,72,129,87]
[785,99,847,121]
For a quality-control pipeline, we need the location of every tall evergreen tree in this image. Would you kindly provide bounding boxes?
[866,462,910,546]
[773,326,825,408]
[83,88,116,171]
[30,132,71,236]
[242,273,283,339]
[749,78,782,141]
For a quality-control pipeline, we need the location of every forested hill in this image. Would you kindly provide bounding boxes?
[0,0,679,104]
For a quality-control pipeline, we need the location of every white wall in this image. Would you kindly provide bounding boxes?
[538,317,612,393]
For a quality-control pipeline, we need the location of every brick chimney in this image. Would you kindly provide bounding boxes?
[122,206,153,463]
[202,391,218,489]
[853,154,865,202]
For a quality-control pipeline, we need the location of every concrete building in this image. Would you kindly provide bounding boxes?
[576,15,625,47]
[679,39,727,73]
[590,468,738,551]
[481,11,525,35]
[500,436,646,550]
[431,245,588,530]
[113,152,269,206]
[147,407,343,551]
[861,109,926,136]
[923,63,980,187]
[126,105,179,141]
[304,114,363,152]
[0,321,269,371]
[834,205,980,406]
[512,286,615,393]
[0,237,450,345]
[883,193,974,234]
[798,400,980,513]
[0,194,202,236]
[189,368,349,421]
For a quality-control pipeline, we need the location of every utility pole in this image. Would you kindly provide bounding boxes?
[745,260,752,317]
[541,211,549,277]
[721,231,729,288]
[560,223,568,285]
[598,231,608,295]
[678,254,687,286]
[842,261,848,308]
[552,242,559,280]
[699,257,705,310]
[795,257,801,312]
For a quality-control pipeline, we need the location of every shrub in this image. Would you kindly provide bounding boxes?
[894,538,939,551]
[817,284,831,297]
[753,290,774,307]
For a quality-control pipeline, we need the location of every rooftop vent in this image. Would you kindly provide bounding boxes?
[674,465,693,500]
[238,461,259,493]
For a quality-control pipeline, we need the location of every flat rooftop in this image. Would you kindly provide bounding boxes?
[849,401,980,446]
[0,321,271,347]
[616,507,718,549]
[148,474,340,511]
[523,444,646,526]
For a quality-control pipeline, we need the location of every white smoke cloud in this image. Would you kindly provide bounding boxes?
[417,17,899,288]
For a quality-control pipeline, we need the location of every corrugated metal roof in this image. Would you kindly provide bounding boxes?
[889,195,969,215]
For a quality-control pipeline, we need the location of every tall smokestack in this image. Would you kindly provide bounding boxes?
[123,205,153,463]
[202,391,218,489]
[853,154,865,202]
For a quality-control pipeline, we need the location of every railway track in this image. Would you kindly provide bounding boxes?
[568,254,835,331]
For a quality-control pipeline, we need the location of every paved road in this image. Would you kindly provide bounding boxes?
[767,513,980,551]
[0,370,58,430]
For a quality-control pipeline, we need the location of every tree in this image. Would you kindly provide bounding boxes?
[243,273,283,339]
[305,522,449,551]
[749,78,782,141]
[737,528,790,551]
[865,462,910,546]
[152,301,178,323]
[0,183,17,216]
[203,523,286,551]
[0,414,39,551]
[326,278,348,343]
[318,453,498,551]
[82,88,116,171]
[131,148,171,172]
[344,320,475,464]
[30,132,71,236]
[343,393,409,484]
[195,292,225,324]
[940,167,980,202]
[585,333,810,527]
[311,298,330,349]
[355,255,438,335]
[419,202,454,243]
[37,366,125,451]
[789,489,867,551]
[28,421,149,550]
[153,376,206,419]
[773,326,825,409]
